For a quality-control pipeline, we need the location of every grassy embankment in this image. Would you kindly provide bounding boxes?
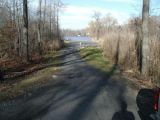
[80,47,113,72]
[0,52,60,101]
[80,47,150,90]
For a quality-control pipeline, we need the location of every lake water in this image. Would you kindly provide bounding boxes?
[64,36,92,42]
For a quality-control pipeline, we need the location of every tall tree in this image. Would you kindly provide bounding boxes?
[92,12,101,41]
[49,0,52,39]
[43,0,47,34]
[55,0,63,40]
[38,0,42,55]
[23,0,29,61]
[16,0,21,56]
[141,0,150,76]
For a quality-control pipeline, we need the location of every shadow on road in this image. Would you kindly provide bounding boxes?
[0,44,136,120]
[112,99,135,120]
[65,65,117,120]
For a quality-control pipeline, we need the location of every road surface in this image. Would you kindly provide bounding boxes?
[0,41,141,120]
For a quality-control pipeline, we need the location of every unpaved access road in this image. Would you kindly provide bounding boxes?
[0,42,142,120]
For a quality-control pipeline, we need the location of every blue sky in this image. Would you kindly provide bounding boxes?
[59,0,160,30]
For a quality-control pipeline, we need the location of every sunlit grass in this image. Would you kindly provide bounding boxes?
[80,47,112,72]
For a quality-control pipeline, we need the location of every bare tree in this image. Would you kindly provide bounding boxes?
[56,1,60,40]
[141,0,150,76]
[101,14,117,31]
[43,0,46,34]
[38,0,42,55]
[92,11,101,41]
[15,0,22,56]
[23,0,29,61]
[0,0,64,61]
[49,0,52,39]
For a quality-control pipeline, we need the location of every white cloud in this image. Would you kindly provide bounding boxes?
[60,5,130,29]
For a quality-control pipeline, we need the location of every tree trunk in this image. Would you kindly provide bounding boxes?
[56,4,60,40]
[49,2,52,39]
[23,0,29,61]
[0,68,4,82]
[38,0,42,55]
[141,0,150,76]
[13,0,16,24]
[38,24,42,55]
[43,0,46,35]
[16,0,21,56]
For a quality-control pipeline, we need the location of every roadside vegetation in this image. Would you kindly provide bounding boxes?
[0,67,58,102]
[87,0,159,87]
[0,51,60,101]
[80,47,153,90]
[0,0,64,81]
[0,0,64,101]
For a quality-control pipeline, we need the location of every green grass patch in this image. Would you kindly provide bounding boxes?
[80,47,112,72]
[42,51,59,65]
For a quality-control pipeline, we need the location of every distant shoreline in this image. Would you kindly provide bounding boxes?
[64,36,92,42]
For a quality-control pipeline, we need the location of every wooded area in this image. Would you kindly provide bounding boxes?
[0,0,64,80]
[87,0,160,85]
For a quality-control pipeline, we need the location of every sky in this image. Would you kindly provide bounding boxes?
[59,0,160,30]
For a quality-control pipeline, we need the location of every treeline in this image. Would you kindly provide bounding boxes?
[88,1,160,85]
[62,29,88,37]
[0,0,64,80]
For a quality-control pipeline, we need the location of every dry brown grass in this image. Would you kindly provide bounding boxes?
[101,26,137,70]
[98,17,160,86]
